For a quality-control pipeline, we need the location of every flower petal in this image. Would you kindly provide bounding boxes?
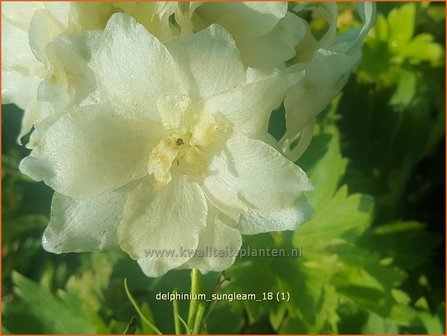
[283,3,376,161]
[180,205,242,273]
[43,191,127,253]
[29,9,65,63]
[95,13,186,121]
[118,176,208,277]
[1,2,43,31]
[236,12,307,68]
[203,133,313,220]
[284,50,358,145]
[38,31,99,106]
[19,100,53,144]
[195,2,286,38]
[1,17,41,108]
[239,196,313,235]
[44,2,70,28]
[157,94,193,132]
[167,24,245,100]
[19,104,162,199]
[203,68,303,137]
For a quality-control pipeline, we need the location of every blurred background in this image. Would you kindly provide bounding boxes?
[2,2,445,334]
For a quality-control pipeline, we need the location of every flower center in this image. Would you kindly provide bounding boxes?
[147,113,230,186]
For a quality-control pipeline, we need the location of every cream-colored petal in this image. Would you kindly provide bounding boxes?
[29,9,64,63]
[147,138,180,186]
[167,24,245,100]
[1,69,40,111]
[118,176,208,277]
[236,12,307,68]
[195,2,286,38]
[157,94,192,132]
[38,31,99,106]
[180,205,242,273]
[1,2,43,31]
[1,16,38,70]
[68,2,114,31]
[203,68,303,137]
[25,105,61,149]
[1,19,42,108]
[95,13,186,121]
[44,2,70,28]
[283,3,376,161]
[284,51,358,142]
[19,104,162,199]
[19,100,53,144]
[43,191,127,253]
[203,133,313,220]
[239,196,313,235]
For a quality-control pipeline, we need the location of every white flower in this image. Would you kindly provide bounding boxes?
[280,3,376,161]
[20,14,314,277]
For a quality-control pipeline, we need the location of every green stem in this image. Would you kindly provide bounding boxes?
[187,268,201,331]
[124,278,162,335]
[172,290,181,335]
[192,303,206,334]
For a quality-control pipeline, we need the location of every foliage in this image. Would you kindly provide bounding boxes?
[2,2,445,334]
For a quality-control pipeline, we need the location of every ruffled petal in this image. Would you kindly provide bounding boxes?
[195,2,286,38]
[43,191,127,253]
[118,176,208,277]
[38,31,100,106]
[283,3,376,161]
[202,68,303,137]
[236,12,307,68]
[180,205,242,273]
[239,196,313,234]
[167,24,245,101]
[1,2,43,31]
[29,9,64,63]
[19,104,162,199]
[1,17,42,108]
[203,133,313,220]
[95,13,186,121]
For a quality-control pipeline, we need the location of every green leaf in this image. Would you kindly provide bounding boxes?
[206,300,244,334]
[360,221,441,269]
[375,14,389,41]
[387,4,415,51]
[417,310,445,334]
[390,70,416,107]
[4,272,97,334]
[298,124,348,208]
[362,313,399,334]
[295,186,373,249]
[400,34,444,65]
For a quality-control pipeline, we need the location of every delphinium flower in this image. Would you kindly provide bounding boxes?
[19,14,314,277]
[5,2,376,278]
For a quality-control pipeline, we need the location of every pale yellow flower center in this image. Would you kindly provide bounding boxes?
[148,111,230,186]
